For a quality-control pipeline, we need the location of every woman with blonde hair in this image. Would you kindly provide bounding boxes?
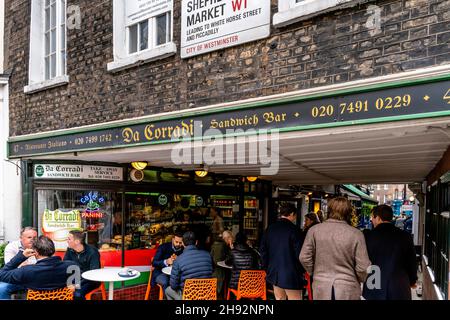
[299,197,371,300]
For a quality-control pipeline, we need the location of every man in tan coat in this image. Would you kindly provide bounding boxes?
[300,197,371,300]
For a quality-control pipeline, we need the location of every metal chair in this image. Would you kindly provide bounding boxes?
[227,270,266,300]
[304,272,313,300]
[182,278,217,300]
[27,287,74,300]
[85,260,107,300]
[144,257,163,300]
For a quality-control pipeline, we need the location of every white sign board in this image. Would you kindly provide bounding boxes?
[401,205,414,213]
[34,164,124,181]
[181,0,270,58]
[126,0,173,25]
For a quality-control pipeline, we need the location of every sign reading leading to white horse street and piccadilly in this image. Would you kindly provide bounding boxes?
[181,0,271,58]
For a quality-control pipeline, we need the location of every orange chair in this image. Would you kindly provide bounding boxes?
[27,287,74,300]
[85,260,107,300]
[304,273,313,301]
[144,257,163,300]
[227,270,266,300]
[182,278,217,300]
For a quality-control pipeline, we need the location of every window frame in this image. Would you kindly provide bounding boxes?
[25,0,68,94]
[108,0,176,73]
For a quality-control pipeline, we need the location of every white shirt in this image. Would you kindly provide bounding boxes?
[4,240,37,266]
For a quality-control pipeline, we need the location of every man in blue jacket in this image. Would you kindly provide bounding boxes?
[0,236,76,292]
[165,231,213,300]
[260,204,305,300]
[152,231,184,291]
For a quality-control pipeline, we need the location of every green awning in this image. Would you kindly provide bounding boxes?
[342,185,378,204]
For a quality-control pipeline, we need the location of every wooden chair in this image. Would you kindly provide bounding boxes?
[85,260,107,300]
[182,278,217,300]
[144,257,163,300]
[27,287,74,300]
[227,270,266,300]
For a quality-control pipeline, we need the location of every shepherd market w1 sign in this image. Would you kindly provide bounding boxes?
[34,164,124,181]
[181,0,270,58]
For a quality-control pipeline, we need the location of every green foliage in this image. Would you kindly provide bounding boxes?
[0,242,7,268]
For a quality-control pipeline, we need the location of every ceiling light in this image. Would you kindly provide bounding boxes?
[247,177,258,182]
[131,161,148,170]
[195,164,208,178]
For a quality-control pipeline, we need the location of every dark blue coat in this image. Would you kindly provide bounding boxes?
[151,242,183,285]
[259,219,305,290]
[169,245,213,290]
[0,252,76,291]
[363,223,418,300]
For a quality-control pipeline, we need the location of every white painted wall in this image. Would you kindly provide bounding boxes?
[0,83,22,243]
[0,0,22,242]
[0,0,4,73]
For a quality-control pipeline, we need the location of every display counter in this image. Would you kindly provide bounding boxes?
[55,248,157,267]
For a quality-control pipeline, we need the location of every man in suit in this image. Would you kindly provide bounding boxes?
[0,236,76,292]
[260,204,305,300]
[152,232,184,292]
[165,231,213,300]
[363,205,418,300]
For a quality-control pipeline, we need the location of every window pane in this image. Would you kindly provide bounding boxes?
[139,20,148,51]
[61,50,66,75]
[46,0,50,6]
[37,190,121,251]
[51,29,56,53]
[61,26,65,50]
[51,54,56,78]
[167,12,172,42]
[61,0,66,23]
[51,3,57,28]
[156,13,167,46]
[129,24,138,53]
[45,57,50,80]
[45,8,50,31]
[45,33,50,55]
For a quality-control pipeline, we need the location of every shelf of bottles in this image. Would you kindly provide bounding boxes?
[210,195,238,231]
[243,197,259,241]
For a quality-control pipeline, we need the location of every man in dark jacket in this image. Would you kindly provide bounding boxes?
[363,205,418,300]
[64,230,101,299]
[152,232,184,291]
[0,236,76,291]
[165,231,213,300]
[260,204,305,300]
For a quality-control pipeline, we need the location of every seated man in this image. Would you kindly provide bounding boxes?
[165,231,213,300]
[0,227,37,300]
[63,230,101,300]
[152,232,184,292]
[225,232,261,292]
[0,236,76,292]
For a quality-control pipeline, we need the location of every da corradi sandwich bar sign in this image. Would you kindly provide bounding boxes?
[181,0,270,58]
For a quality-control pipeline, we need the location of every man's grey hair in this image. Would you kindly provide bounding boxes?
[20,227,37,235]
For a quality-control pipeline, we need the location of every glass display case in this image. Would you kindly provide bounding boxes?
[243,196,259,245]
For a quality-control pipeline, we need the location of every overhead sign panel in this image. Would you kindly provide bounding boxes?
[181,0,271,58]
[9,80,450,158]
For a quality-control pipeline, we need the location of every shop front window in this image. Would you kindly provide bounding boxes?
[37,189,121,252]
[123,192,240,250]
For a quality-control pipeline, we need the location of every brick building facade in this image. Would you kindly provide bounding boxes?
[4,0,450,136]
